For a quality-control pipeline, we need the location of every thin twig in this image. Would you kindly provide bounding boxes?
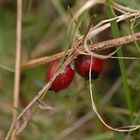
[71,0,105,23]
[112,2,140,13]
[87,12,140,39]
[11,0,22,140]
[23,32,140,69]
[0,65,14,73]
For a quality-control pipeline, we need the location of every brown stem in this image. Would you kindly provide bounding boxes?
[11,0,22,140]
[23,32,140,69]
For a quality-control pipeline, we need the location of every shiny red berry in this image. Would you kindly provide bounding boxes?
[74,55,103,80]
[45,60,75,92]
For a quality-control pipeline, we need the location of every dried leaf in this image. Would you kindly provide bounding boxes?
[16,109,31,135]
[37,99,54,110]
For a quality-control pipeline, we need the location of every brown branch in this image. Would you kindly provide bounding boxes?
[11,0,22,140]
[23,32,140,69]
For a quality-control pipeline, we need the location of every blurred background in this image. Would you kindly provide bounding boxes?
[0,0,140,139]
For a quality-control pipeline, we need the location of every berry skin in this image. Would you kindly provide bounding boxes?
[45,60,75,92]
[74,55,103,80]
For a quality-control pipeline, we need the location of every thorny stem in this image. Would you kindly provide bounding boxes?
[23,32,140,69]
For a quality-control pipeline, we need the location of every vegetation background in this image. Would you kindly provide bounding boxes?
[0,0,140,139]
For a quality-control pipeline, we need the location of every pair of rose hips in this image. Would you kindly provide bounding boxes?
[45,55,103,92]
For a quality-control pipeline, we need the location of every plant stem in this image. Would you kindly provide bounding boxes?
[106,0,133,122]
[12,0,22,140]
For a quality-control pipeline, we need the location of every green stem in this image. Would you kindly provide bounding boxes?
[106,0,133,122]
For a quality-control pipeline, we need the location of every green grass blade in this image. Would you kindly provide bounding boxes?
[106,0,133,122]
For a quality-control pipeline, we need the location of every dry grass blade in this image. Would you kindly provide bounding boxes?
[37,99,54,110]
[0,65,14,72]
[89,58,140,132]
[15,109,31,135]
[112,1,140,13]
[68,0,105,36]
[73,0,105,19]
[87,13,140,39]
[11,0,22,140]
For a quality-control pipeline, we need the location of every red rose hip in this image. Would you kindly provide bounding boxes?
[45,60,75,92]
[74,55,103,80]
